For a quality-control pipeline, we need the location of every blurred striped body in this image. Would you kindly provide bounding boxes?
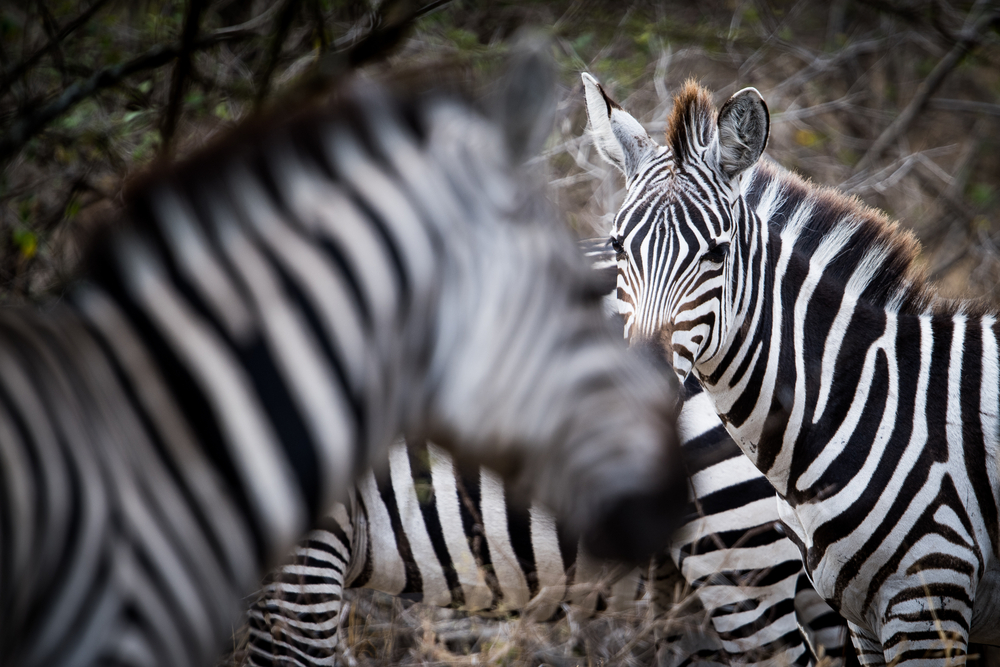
[583,73,1000,667]
[0,74,688,667]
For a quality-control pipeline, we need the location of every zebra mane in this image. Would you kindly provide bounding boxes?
[666,79,715,163]
[745,158,986,316]
[663,80,992,317]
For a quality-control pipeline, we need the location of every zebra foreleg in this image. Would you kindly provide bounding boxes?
[849,622,886,667]
[244,505,356,667]
[879,597,972,667]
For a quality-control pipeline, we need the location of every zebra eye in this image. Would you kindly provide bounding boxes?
[703,241,730,264]
[610,236,625,258]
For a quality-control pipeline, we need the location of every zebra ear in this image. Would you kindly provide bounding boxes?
[582,73,656,182]
[494,31,558,163]
[716,87,769,178]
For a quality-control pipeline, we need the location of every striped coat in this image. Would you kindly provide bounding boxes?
[583,72,1000,667]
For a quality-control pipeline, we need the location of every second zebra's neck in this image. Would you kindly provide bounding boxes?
[693,162,1000,504]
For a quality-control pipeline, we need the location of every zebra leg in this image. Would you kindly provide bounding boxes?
[794,573,853,666]
[645,553,727,667]
[244,503,356,667]
[849,622,886,667]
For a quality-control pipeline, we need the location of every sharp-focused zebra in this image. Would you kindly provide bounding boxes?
[583,71,1000,667]
[0,68,693,666]
[239,374,851,667]
[589,240,853,667]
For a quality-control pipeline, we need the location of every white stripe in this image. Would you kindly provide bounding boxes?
[355,469,407,596]
[388,445,450,606]
[428,443,493,610]
[480,467,531,609]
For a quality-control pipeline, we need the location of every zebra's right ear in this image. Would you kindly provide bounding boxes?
[717,87,769,178]
[582,73,656,182]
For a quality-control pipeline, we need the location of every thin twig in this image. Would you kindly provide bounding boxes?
[770,36,890,95]
[310,0,329,52]
[161,0,207,153]
[855,2,1000,171]
[0,29,255,165]
[927,98,1000,117]
[254,0,302,106]
[0,0,110,99]
[35,0,68,85]
[281,0,452,103]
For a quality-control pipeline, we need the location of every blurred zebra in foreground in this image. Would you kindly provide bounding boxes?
[583,70,1000,667]
[586,241,854,667]
[0,62,690,666]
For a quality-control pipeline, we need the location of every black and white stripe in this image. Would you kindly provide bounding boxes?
[241,376,851,667]
[0,74,688,667]
[584,72,1000,667]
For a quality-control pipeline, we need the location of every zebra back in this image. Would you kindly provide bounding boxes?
[240,379,853,667]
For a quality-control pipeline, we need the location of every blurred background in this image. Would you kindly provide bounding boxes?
[1,1,999,305]
[1,0,999,664]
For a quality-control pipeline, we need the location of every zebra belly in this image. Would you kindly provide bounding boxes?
[355,441,643,617]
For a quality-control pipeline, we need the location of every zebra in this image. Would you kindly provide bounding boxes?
[0,67,693,667]
[589,239,853,667]
[239,351,851,667]
[583,70,1000,667]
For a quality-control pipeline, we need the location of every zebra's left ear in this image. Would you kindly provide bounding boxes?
[493,31,558,163]
[716,87,769,178]
[582,73,656,183]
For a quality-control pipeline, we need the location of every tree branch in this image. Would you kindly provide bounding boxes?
[0,29,254,165]
[855,3,999,172]
[254,0,302,106]
[0,0,110,99]
[928,97,1000,117]
[161,0,207,153]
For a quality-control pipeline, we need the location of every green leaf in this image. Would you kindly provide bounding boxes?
[65,198,82,220]
[13,229,37,259]
[969,183,994,206]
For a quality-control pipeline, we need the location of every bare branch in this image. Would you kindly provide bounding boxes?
[0,30,255,165]
[161,0,207,153]
[928,97,1000,117]
[770,36,890,95]
[254,0,303,106]
[855,3,1000,171]
[279,0,453,104]
[0,0,110,99]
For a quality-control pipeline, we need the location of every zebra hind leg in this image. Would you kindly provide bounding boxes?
[244,508,355,667]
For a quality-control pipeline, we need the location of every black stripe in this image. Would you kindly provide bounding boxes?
[407,442,464,607]
[504,485,538,597]
[374,470,423,598]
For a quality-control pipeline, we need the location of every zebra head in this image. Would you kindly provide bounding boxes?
[412,63,688,561]
[583,74,768,383]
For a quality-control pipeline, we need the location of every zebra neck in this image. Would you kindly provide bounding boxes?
[700,215,1000,506]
